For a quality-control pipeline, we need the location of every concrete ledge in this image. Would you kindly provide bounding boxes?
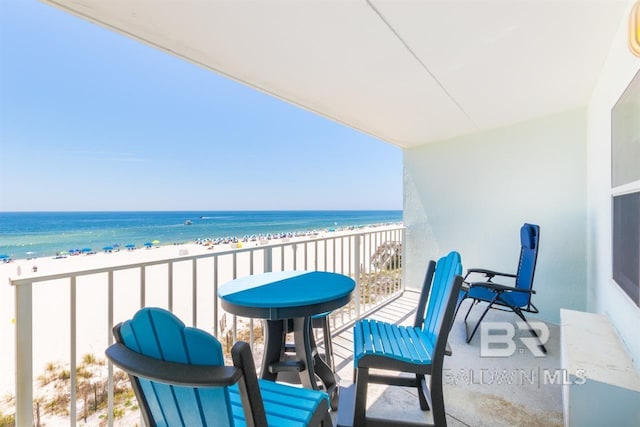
[560,308,640,426]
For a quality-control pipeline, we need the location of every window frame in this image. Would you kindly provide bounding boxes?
[611,69,640,307]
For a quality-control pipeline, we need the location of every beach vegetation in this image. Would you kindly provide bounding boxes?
[0,411,14,427]
[32,354,138,425]
[0,394,15,427]
[58,369,71,381]
[359,268,402,305]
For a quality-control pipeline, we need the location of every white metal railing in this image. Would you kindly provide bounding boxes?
[10,225,404,426]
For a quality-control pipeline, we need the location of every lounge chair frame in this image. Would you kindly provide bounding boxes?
[457,223,547,353]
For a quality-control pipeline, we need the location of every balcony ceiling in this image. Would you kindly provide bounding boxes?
[42,0,628,148]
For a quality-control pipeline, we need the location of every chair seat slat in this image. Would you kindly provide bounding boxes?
[382,322,402,356]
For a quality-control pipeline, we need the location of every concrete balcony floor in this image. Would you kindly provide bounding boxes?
[328,290,563,426]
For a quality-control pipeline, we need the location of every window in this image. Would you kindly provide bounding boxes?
[611,69,640,307]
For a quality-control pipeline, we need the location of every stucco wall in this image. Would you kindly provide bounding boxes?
[403,109,587,324]
[586,0,640,367]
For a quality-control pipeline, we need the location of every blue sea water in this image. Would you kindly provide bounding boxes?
[0,211,402,260]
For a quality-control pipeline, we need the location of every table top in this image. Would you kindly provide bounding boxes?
[218,270,355,320]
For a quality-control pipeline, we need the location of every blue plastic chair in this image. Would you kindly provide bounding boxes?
[337,251,464,427]
[105,307,332,426]
[457,223,547,353]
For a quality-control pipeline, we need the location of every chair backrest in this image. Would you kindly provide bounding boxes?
[513,223,540,307]
[114,307,235,427]
[412,251,463,352]
[422,251,463,335]
[413,260,436,329]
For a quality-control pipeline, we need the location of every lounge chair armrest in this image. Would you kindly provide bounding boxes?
[106,343,243,387]
[469,281,536,294]
[464,268,517,280]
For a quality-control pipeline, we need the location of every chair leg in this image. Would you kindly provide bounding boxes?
[353,367,369,427]
[513,308,548,354]
[321,408,333,427]
[321,316,335,372]
[462,299,477,341]
[416,374,430,410]
[465,296,499,343]
[452,291,468,322]
[429,366,447,427]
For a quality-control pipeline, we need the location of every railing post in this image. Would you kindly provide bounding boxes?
[264,246,273,273]
[168,262,173,312]
[292,243,297,269]
[354,234,361,319]
[70,276,77,427]
[107,271,114,427]
[14,281,34,427]
[401,228,406,292]
[192,259,197,327]
[213,256,219,337]
[140,266,146,308]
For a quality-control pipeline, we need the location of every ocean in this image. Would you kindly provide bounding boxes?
[0,210,402,260]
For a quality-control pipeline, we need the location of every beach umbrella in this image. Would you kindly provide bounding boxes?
[152,240,160,245]
[125,243,135,250]
[103,246,114,252]
[82,247,92,253]
[0,254,10,261]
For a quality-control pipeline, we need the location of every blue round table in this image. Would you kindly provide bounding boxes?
[218,270,355,409]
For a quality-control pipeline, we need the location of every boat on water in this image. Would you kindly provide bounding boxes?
[184,220,192,225]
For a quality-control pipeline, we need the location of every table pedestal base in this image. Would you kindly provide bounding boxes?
[261,317,339,410]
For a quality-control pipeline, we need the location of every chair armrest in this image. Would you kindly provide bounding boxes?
[105,343,242,387]
[465,268,517,280]
[469,281,536,294]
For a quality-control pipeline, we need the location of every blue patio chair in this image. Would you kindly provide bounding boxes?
[105,307,332,426]
[456,223,547,353]
[337,251,464,427]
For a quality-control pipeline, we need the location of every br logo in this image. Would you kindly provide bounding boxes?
[631,1,640,57]
[480,321,550,358]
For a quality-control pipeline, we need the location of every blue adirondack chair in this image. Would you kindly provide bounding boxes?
[337,251,464,427]
[105,307,332,426]
[457,223,546,353]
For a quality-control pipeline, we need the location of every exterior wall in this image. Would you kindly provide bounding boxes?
[403,109,587,323]
[586,0,640,368]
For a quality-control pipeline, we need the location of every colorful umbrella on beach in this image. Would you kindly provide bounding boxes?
[144,242,152,248]
[103,246,114,252]
[82,248,92,253]
[125,243,135,249]
[152,240,160,245]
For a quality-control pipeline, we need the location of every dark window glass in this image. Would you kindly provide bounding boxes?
[612,193,640,306]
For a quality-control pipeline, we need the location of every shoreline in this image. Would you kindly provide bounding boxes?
[0,221,401,263]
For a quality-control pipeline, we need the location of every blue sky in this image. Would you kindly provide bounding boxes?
[0,0,402,212]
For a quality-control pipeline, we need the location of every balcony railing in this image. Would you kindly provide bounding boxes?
[10,225,404,426]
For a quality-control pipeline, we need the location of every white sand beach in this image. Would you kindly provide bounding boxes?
[0,224,404,425]
[1,226,398,398]
[1,242,211,395]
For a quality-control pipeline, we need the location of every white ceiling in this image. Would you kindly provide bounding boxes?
[42,0,628,148]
